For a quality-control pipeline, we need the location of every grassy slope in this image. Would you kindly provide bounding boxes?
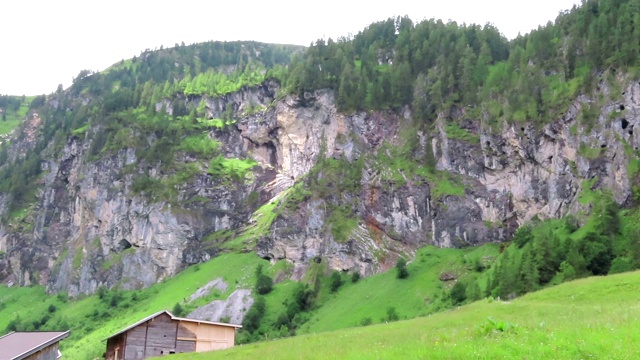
[169,270,640,360]
[0,245,496,359]
[300,245,498,334]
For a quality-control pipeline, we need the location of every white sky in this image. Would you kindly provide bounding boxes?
[1,0,580,96]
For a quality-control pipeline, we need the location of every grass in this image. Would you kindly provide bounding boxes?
[167,270,640,360]
[578,177,599,205]
[198,117,236,129]
[208,155,258,181]
[444,122,480,144]
[221,198,280,251]
[71,124,90,136]
[425,170,465,199]
[578,141,602,159]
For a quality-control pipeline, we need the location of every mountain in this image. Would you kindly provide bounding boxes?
[1,0,640,355]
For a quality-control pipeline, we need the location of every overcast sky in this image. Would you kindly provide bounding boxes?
[1,0,580,96]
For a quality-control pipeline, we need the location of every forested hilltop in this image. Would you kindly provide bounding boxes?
[284,0,639,121]
[2,0,640,356]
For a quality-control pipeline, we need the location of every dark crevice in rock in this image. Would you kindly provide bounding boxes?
[622,118,629,129]
[118,239,132,252]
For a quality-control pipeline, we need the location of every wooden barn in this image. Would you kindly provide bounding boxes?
[0,331,70,360]
[104,310,241,359]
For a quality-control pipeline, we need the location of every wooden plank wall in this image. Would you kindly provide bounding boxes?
[180,322,236,352]
[124,324,147,359]
[176,323,197,353]
[143,313,178,357]
[105,334,126,360]
[23,343,60,360]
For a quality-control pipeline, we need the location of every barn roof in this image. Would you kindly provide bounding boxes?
[105,310,241,340]
[0,331,70,360]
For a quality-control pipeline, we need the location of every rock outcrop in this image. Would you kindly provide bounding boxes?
[1,77,638,295]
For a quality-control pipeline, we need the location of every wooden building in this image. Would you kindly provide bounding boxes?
[0,331,70,360]
[104,310,241,359]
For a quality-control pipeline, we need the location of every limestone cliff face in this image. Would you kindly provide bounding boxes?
[0,78,638,295]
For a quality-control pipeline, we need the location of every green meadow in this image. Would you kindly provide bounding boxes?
[168,270,640,360]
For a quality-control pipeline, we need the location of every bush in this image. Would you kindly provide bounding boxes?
[172,302,186,317]
[450,281,467,305]
[351,271,361,283]
[477,317,519,336]
[330,271,343,292]
[396,258,409,279]
[242,296,266,333]
[56,292,68,303]
[608,257,634,275]
[255,274,273,295]
[385,307,399,322]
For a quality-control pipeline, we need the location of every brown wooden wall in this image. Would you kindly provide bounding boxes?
[124,322,148,359]
[143,313,177,357]
[105,334,126,360]
[23,343,60,360]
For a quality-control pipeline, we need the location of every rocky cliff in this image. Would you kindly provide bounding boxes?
[0,76,638,296]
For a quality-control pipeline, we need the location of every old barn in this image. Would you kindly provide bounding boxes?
[104,310,241,359]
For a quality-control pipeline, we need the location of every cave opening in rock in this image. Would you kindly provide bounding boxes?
[601,144,607,148]
[485,141,491,147]
[620,104,625,111]
[622,118,629,129]
[119,239,132,252]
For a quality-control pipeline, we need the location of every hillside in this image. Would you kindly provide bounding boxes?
[1,0,640,356]
[169,270,640,359]
[0,245,497,358]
